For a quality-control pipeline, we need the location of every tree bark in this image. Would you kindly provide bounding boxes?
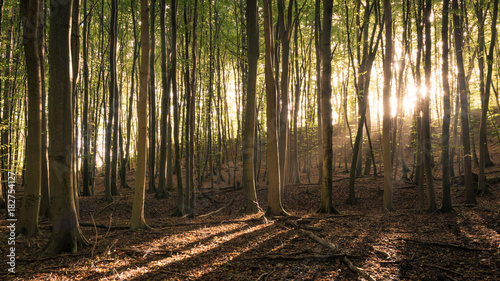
[317,0,340,215]
[157,0,171,199]
[148,0,157,194]
[43,0,89,256]
[423,0,436,211]
[382,0,394,211]
[264,0,286,216]
[171,0,185,217]
[478,0,498,194]
[18,0,42,237]
[452,0,476,205]
[440,0,453,213]
[131,0,151,230]
[242,0,260,213]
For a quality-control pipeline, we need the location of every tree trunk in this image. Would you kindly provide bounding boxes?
[382,0,394,211]
[317,0,340,215]
[148,0,157,194]
[43,0,89,256]
[187,0,199,218]
[39,0,50,217]
[131,0,151,231]
[171,0,184,217]
[110,0,120,197]
[315,0,322,184]
[452,0,476,205]
[18,0,42,236]
[81,0,91,197]
[423,0,436,211]
[478,0,498,194]
[263,0,286,216]
[157,0,171,199]
[440,0,453,213]
[104,0,118,202]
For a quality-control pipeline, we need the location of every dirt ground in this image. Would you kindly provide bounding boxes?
[1,152,499,281]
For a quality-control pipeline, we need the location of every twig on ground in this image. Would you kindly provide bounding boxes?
[299,229,375,281]
[427,264,464,277]
[395,238,486,251]
[198,198,235,218]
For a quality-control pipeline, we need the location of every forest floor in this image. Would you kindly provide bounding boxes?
[2,157,500,281]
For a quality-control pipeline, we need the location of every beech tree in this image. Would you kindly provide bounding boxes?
[242,0,260,213]
[18,0,42,236]
[263,0,286,216]
[382,0,394,211]
[131,0,151,230]
[452,0,476,205]
[317,0,340,215]
[477,0,499,194]
[43,0,89,256]
[440,0,453,213]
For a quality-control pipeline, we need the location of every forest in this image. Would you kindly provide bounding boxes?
[1,0,500,279]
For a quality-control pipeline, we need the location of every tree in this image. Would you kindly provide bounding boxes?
[171,0,185,217]
[382,0,394,211]
[317,0,340,215]
[18,0,42,236]
[263,0,286,216]
[242,0,260,213]
[148,0,157,194]
[478,0,499,194]
[186,0,199,218]
[131,0,151,231]
[156,0,171,199]
[104,0,119,202]
[82,0,91,197]
[43,0,89,256]
[440,0,453,213]
[422,0,436,212]
[452,0,476,205]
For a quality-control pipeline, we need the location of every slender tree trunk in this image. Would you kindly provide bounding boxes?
[187,0,199,218]
[104,0,118,202]
[82,0,91,197]
[18,0,42,236]
[452,0,476,205]
[110,0,120,197]
[478,0,498,194]
[423,0,436,211]
[157,0,171,199]
[131,0,151,230]
[242,0,260,213]
[315,0,323,184]
[148,0,157,193]
[263,0,286,216]
[382,0,394,211]
[171,0,184,217]
[317,0,340,215]
[440,0,453,213]
[43,0,89,256]
[39,0,50,217]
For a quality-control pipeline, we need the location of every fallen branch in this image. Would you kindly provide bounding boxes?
[395,238,485,251]
[426,264,464,277]
[199,198,235,218]
[79,223,129,230]
[343,256,376,281]
[299,229,375,281]
[264,254,339,260]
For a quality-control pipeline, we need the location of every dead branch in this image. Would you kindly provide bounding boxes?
[198,198,235,218]
[343,256,376,281]
[427,264,464,277]
[299,229,375,281]
[395,238,486,251]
